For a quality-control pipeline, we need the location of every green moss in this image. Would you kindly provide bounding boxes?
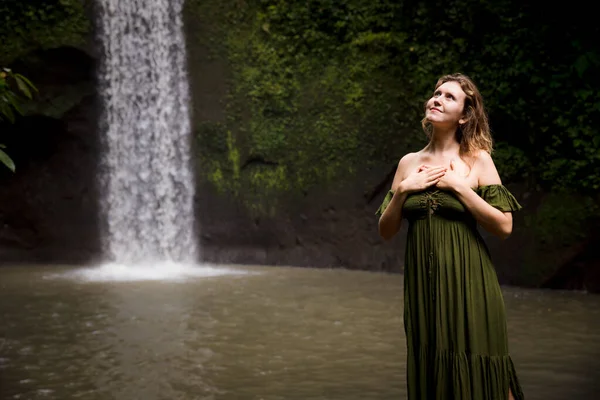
[187,0,600,223]
[189,0,426,211]
[0,0,91,65]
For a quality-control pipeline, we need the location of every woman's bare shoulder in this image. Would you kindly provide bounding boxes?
[398,151,419,164]
[472,150,502,185]
[390,152,420,187]
[397,151,421,172]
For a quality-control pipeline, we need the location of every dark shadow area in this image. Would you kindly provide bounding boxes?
[0,46,102,265]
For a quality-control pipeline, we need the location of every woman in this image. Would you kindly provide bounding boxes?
[376,73,524,400]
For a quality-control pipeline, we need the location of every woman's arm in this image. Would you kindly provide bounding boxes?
[451,152,513,239]
[378,155,412,240]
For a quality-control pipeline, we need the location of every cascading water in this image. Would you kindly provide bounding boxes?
[60,0,244,281]
[96,0,197,266]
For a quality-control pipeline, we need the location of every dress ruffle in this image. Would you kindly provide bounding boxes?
[409,346,525,400]
[475,184,522,212]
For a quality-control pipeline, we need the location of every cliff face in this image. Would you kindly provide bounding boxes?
[0,1,598,294]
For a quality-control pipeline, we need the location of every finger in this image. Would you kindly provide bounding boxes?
[427,174,445,184]
[427,169,446,177]
[429,171,446,179]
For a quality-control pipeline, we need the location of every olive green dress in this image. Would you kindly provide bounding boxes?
[376,184,525,400]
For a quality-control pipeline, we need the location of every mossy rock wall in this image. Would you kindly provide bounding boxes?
[183,0,600,290]
[0,0,598,292]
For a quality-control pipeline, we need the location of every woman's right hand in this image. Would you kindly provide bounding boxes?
[396,164,446,194]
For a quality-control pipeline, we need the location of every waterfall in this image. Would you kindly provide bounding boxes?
[96,0,198,266]
[45,0,250,281]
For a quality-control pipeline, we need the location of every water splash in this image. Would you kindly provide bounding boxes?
[60,262,250,282]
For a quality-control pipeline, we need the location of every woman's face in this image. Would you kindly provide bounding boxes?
[425,81,467,127]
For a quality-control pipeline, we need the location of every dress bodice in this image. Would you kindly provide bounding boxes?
[402,188,470,222]
[375,184,522,221]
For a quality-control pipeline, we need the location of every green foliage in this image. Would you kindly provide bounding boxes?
[0,0,90,64]
[190,0,599,202]
[0,144,16,173]
[0,68,37,123]
[373,0,600,192]
[0,67,38,172]
[192,0,428,205]
[492,143,531,184]
[0,0,91,172]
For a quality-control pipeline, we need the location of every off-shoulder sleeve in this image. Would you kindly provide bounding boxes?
[375,190,394,217]
[475,184,522,212]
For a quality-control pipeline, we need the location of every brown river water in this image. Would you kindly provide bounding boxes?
[1,264,599,400]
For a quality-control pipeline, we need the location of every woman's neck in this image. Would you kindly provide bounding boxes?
[425,127,460,155]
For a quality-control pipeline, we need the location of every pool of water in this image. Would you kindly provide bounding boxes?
[1,264,599,399]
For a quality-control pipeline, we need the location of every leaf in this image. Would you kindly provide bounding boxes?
[0,148,15,172]
[14,75,32,99]
[0,103,15,123]
[14,73,37,91]
[11,101,22,115]
[573,54,589,78]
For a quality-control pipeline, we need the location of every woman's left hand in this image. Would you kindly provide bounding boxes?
[435,159,470,192]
